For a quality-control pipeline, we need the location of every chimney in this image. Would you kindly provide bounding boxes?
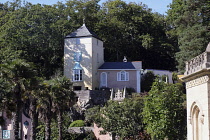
[123,56,127,62]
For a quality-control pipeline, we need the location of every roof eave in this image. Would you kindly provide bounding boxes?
[65,35,103,41]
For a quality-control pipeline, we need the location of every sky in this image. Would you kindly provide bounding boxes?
[1,0,172,15]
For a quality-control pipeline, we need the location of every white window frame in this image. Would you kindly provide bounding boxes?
[72,69,83,82]
[117,71,129,81]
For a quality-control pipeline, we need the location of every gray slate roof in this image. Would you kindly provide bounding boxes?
[98,62,142,70]
[65,24,101,40]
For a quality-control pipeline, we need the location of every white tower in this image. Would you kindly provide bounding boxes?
[64,24,104,90]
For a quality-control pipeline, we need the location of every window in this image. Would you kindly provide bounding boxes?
[100,72,107,87]
[73,86,82,90]
[117,71,129,81]
[72,69,82,81]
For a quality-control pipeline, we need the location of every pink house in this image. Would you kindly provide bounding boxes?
[98,61,142,92]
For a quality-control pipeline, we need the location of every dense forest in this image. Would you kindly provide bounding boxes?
[0,0,209,139]
[1,0,209,75]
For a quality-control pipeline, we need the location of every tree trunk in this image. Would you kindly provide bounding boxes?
[30,98,38,140]
[13,107,21,140]
[57,110,63,140]
[45,116,51,140]
[14,84,21,140]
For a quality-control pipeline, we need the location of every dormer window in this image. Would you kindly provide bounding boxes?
[117,71,129,81]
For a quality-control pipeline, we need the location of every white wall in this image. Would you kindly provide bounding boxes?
[144,69,173,83]
[64,37,104,90]
[186,76,210,140]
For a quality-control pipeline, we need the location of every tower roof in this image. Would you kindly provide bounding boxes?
[65,24,101,40]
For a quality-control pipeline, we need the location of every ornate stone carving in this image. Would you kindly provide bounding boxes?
[185,51,210,76]
[186,75,209,89]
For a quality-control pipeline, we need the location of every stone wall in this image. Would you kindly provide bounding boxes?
[74,90,111,110]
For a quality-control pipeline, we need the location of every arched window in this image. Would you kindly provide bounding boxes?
[100,72,107,87]
[117,71,129,81]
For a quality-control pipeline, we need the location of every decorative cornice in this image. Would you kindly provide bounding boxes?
[186,75,209,89]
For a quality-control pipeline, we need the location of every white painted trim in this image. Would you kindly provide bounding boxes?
[136,70,141,93]
[117,71,129,81]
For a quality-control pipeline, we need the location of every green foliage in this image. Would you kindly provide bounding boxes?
[69,120,85,127]
[36,113,74,140]
[0,0,178,74]
[167,0,210,73]
[172,72,178,83]
[95,0,177,70]
[142,79,186,139]
[92,98,145,139]
[85,105,101,125]
[141,71,156,92]
[68,131,97,140]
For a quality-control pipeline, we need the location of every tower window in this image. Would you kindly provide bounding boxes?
[72,69,82,81]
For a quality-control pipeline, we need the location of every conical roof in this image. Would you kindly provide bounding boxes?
[65,24,101,40]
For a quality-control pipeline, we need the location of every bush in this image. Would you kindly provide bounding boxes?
[69,120,85,127]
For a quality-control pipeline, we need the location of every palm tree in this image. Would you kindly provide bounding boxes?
[48,76,76,140]
[0,77,15,124]
[36,82,53,140]
[0,59,36,140]
[26,77,41,140]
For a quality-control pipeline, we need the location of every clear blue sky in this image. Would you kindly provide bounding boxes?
[1,0,172,14]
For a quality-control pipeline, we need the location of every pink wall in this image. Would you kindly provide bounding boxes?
[93,123,111,140]
[99,70,138,92]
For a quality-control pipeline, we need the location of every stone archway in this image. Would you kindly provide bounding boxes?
[190,102,204,140]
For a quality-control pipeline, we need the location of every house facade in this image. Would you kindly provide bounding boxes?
[98,62,142,92]
[64,24,142,93]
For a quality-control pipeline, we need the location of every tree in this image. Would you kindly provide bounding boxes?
[37,76,76,140]
[166,0,210,73]
[36,81,53,140]
[0,1,66,78]
[142,79,186,139]
[0,75,15,119]
[48,76,76,140]
[26,77,42,140]
[0,59,36,140]
[141,71,156,92]
[90,98,145,139]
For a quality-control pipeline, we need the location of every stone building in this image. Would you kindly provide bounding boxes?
[64,24,142,93]
[182,42,210,140]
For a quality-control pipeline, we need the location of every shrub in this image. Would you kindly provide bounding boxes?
[69,120,85,127]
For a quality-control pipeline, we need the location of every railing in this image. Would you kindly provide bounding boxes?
[185,51,210,75]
